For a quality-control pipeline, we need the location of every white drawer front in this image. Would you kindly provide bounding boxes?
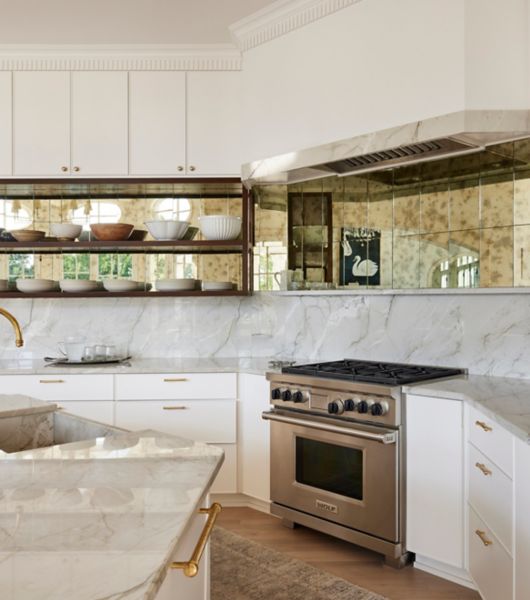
[469,443,513,552]
[0,374,114,401]
[468,406,513,477]
[469,507,513,600]
[115,399,236,443]
[58,401,115,425]
[115,373,236,400]
[209,443,237,494]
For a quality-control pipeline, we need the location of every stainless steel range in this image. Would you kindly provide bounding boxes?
[263,359,465,568]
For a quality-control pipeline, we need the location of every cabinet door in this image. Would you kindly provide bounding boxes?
[13,71,70,175]
[58,401,114,425]
[0,72,11,175]
[406,393,464,568]
[129,72,186,175]
[71,72,128,175]
[238,373,270,502]
[515,437,530,600]
[186,71,242,176]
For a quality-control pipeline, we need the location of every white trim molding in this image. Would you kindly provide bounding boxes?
[230,0,364,51]
[0,44,242,71]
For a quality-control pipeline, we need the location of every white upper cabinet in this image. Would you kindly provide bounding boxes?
[71,72,128,176]
[13,71,70,176]
[187,71,242,176]
[129,72,186,175]
[0,72,12,175]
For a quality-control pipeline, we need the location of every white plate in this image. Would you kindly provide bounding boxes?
[202,281,234,291]
[103,279,139,293]
[156,279,199,292]
[16,278,56,293]
[59,279,99,293]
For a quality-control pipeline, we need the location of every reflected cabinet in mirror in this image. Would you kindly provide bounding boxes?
[252,138,530,291]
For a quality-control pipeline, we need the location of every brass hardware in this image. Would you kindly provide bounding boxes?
[73,166,80,172]
[171,503,222,577]
[39,379,65,384]
[475,529,493,547]
[163,406,188,410]
[475,420,493,432]
[177,166,184,172]
[475,462,492,476]
[0,308,24,347]
[189,165,196,172]
[163,377,189,382]
[61,166,68,172]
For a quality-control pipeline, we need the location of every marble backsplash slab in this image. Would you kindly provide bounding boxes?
[0,292,528,378]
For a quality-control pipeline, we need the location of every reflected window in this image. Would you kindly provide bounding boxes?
[155,198,191,221]
[71,201,122,230]
[434,255,479,288]
[63,254,90,280]
[8,254,34,282]
[0,200,31,230]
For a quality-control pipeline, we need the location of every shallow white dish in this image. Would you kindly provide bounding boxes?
[202,281,234,291]
[51,223,83,241]
[198,215,241,241]
[59,279,99,293]
[16,278,56,293]
[144,220,190,241]
[155,278,199,292]
[102,279,139,293]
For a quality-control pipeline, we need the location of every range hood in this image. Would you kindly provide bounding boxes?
[241,110,530,186]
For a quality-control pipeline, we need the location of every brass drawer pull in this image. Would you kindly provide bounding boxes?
[163,406,188,410]
[171,503,222,577]
[475,529,493,547]
[163,378,189,382]
[475,420,493,432]
[475,462,492,476]
[39,379,65,384]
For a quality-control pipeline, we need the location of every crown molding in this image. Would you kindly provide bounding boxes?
[230,0,364,52]
[0,44,241,71]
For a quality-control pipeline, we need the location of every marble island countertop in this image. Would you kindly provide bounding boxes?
[0,396,224,600]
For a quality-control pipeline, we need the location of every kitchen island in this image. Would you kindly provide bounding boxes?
[0,394,224,600]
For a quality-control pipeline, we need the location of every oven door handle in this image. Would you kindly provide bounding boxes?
[262,411,397,445]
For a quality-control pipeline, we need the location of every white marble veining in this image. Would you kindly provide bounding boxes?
[405,375,530,444]
[0,422,224,599]
[0,394,57,418]
[1,292,530,379]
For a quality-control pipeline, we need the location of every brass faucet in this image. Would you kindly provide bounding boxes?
[0,307,24,347]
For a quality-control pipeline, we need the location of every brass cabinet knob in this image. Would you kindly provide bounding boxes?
[189,165,196,172]
[61,166,68,172]
[73,166,80,172]
[177,166,184,172]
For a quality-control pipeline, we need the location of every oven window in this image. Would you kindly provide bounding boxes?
[295,437,363,500]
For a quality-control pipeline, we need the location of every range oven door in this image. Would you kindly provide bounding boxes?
[263,410,399,543]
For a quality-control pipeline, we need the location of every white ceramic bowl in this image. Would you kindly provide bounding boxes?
[59,279,99,293]
[198,215,242,241]
[155,279,199,292]
[51,223,83,241]
[202,281,234,291]
[103,279,139,293]
[144,220,190,241]
[16,278,56,293]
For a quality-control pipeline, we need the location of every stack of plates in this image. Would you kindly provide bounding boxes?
[60,280,99,293]
[155,279,200,292]
[202,281,234,291]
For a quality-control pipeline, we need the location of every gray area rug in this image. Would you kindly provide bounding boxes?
[211,527,388,600]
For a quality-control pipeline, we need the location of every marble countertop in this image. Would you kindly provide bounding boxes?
[405,375,530,444]
[0,356,287,377]
[0,393,57,418]
[0,412,224,598]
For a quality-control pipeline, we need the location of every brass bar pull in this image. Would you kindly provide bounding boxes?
[163,378,189,382]
[163,406,188,410]
[39,379,65,384]
[475,462,492,476]
[475,529,493,547]
[171,503,222,577]
[475,420,493,432]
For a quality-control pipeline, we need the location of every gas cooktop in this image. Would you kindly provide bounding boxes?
[281,359,465,386]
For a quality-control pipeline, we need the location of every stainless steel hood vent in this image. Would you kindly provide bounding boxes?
[321,137,480,176]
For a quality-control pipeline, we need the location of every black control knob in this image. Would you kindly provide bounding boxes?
[271,388,282,400]
[328,401,339,414]
[371,403,384,416]
[281,389,292,401]
[357,400,369,414]
[292,390,304,403]
[344,399,356,411]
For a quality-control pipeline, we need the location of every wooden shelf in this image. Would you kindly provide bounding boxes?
[0,239,244,255]
[0,290,250,299]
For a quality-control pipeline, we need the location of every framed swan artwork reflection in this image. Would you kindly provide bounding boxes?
[340,228,381,286]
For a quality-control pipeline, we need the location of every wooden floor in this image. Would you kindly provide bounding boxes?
[218,507,480,600]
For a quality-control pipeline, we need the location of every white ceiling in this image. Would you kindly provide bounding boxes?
[0,0,278,45]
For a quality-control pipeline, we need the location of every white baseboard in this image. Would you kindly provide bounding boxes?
[414,554,476,590]
[210,492,271,515]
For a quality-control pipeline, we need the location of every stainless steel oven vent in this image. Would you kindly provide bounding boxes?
[322,137,480,176]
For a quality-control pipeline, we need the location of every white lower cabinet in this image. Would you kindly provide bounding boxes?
[515,438,530,600]
[0,374,114,401]
[58,401,114,425]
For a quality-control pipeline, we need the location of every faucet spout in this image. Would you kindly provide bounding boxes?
[0,307,24,347]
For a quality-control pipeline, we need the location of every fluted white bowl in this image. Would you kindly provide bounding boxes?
[198,216,241,241]
[144,220,190,241]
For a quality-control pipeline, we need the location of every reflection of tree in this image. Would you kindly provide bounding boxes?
[98,254,133,279]
[8,254,34,282]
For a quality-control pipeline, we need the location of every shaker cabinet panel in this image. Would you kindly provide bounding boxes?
[129,71,186,175]
[71,71,128,175]
[13,71,70,176]
[515,437,530,600]
[187,71,242,176]
[0,72,12,175]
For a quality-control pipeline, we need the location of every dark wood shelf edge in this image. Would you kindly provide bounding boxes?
[0,290,251,299]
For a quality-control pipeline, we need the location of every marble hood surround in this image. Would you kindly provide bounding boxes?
[241,109,530,185]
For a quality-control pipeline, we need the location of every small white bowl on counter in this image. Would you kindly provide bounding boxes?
[155,278,200,292]
[59,279,99,293]
[16,278,56,293]
[144,220,190,241]
[198,215,241,241]
[103,279,140,293]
